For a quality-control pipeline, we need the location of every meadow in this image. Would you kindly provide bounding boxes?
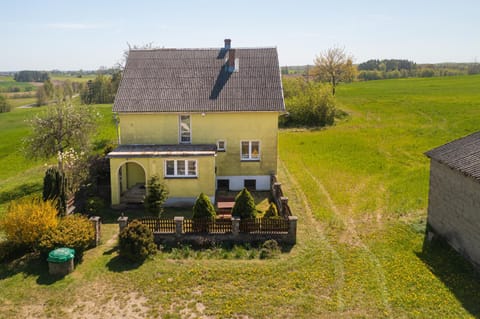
[1,76,480,318]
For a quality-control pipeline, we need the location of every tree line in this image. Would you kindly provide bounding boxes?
[14,71,50,82]
[283,60,480,82]
[34,71,122,106]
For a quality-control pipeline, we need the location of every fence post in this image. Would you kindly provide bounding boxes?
[288,215,298,244]
[89,216,101,247]
[174,216,184,236]
[117,215,128,233]
[232,217,240,236]
[281,197,289,215]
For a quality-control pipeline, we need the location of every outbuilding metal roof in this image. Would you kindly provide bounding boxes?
[425,131,480,180]
[113,44,285,113]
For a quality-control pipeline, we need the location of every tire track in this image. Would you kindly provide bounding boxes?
[279,159,346,311]
[301,163,392,315]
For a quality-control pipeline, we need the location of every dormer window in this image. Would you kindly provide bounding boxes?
[179,115,191,143]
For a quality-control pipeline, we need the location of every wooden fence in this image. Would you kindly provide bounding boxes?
[182,218,233,234]
[119,215,297,245]
[239,218,289,234]
[139,217,176,233]
[136,217,289,235]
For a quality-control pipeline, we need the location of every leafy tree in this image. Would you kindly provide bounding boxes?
[0,94,11,113]
[36,86,48,106]
[144,176,169,216]
[80,74,115,104]
[311,46,356,95]
[36,79,55,106]
[281,77,336,127]
[192,193,216,219]
[24,101,97,172]
[232,188,257,219]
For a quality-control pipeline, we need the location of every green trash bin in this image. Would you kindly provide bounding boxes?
[48,248,75,276]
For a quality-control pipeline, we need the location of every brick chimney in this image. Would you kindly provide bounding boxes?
[224,39,231,49]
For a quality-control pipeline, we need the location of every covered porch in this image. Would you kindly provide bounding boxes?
[107,144,217,207]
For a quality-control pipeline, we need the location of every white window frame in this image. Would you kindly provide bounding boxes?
[240,140,260,161]
[217,140,226,152]
[165,159,197,177]
[179,115,191,144]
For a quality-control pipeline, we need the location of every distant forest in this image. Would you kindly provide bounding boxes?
[14,71,50,82]
[282,60,480,81]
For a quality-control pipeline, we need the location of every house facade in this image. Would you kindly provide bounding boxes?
[108,39,285,206]
[425,131,480,268]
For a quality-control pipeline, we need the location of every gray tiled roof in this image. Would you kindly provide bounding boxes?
[425,131,480,180]
[107,144,217,158]
[113,47,285,113]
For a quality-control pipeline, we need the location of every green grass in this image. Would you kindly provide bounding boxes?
[0,76,37,93]
[279,74,480,317]
[0,101,117,215]
[1,75,480,318]
[50,74,96,83]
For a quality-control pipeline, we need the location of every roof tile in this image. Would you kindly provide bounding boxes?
[113,47,285,113]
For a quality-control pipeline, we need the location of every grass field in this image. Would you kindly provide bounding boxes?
[50,74,97,83]
[0,76,37,93]
[1,76,480,318]
[0,100,116,214]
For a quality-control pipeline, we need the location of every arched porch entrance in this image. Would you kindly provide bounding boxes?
[118,161,146,204]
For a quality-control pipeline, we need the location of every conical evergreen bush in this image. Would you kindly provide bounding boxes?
[231,188,257,219]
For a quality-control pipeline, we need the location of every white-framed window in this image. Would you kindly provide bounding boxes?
[240,140,260,161]
[179,115,191,143]
[165,159,197,177]
[217,140,226,152]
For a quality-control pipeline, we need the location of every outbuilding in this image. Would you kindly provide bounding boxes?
[425,131,480,268]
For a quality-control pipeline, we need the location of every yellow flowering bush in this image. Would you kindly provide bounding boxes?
[0,199,58,248]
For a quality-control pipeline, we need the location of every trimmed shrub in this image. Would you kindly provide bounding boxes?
[259,239,281,259]
[264,202,279,218]
[42,166,67,215]
[192,193,216,219]
[119,220,157,262]
[0,199,58,249]
[38,214,94,260]
[231,188,257,219]
[144,176,168,216]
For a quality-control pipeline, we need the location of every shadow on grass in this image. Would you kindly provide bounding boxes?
[417,237,480,317]
[106,255,143,272]
[0,182,42,205]
[0,252,65,286]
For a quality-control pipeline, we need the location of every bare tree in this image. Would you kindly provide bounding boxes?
[311,47,356,95]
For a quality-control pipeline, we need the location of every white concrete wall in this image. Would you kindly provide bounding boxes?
[216,175,271,191]
[427,159,480,267]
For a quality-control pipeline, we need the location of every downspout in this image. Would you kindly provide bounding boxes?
[114,112,121,145]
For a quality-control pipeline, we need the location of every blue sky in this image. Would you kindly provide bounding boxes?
[2,0,479,70]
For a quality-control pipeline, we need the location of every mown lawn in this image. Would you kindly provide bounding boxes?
[1,75,480,318]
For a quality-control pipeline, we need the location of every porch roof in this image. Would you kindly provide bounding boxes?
[107,144,217,158]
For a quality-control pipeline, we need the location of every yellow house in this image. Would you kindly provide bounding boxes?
[108,39,286,206]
